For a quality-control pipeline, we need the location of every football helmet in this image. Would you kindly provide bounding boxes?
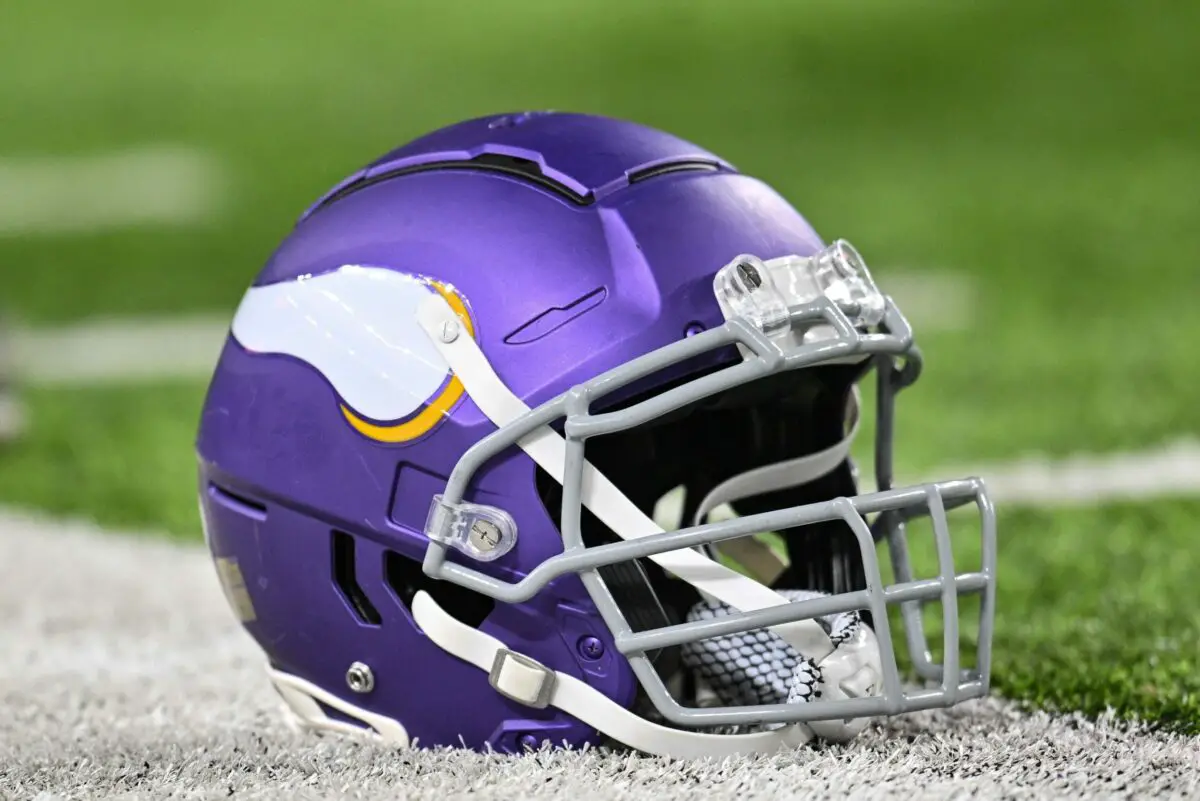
[196,112,996,759]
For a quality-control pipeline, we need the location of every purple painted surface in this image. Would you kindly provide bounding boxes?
[298,111,735,220]
[196,112,827,751]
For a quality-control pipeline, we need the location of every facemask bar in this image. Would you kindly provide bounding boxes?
[610,480,993,726]
[421,291,997,728]
[870,351,998,688]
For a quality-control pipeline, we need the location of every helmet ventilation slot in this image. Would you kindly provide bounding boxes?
[385,549,495,629]
[207,482,267,522]
[331,530,382,626]
[308,154,726,217]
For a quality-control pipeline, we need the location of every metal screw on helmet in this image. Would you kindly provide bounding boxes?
[467,519,504,553]
[346,662,375,694]
[735,260,763,288]
[439,319,460,343]
[576,635,605,661]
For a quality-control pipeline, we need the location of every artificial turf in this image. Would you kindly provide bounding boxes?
[2,0,1197,733]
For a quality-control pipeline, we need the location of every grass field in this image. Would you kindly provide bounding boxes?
[2,0,1198,743]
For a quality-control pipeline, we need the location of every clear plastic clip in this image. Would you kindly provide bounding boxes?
[424,495,518,562]
[713,239,886,335]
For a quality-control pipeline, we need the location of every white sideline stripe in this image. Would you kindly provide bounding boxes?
[651,439,1200,524]
[917,440,1200,506]
[0,392,24,441]
[0,146,226,236]
[0,508,1197,798]
[12,315,230,384]
[8,272,967,386]
[880,270,975,332]
[9,316,1200,507]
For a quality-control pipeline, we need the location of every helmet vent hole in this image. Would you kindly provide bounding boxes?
[207,483,267,521]
[385,550,495,629]
[627,159,721,184]
[331,531,382,625]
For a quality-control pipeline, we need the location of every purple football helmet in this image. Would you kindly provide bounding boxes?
[196,112,996,759]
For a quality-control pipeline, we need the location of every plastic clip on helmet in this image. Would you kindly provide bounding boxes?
[196,112,997,759]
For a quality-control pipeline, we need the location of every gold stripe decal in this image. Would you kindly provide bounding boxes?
[342,281,476,444]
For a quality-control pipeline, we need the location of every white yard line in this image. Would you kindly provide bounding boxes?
[0,146,226,236]
[880,270,975,332]
[0,391,24,441]
[12,315,230,385]
[6,271,968,385]
[919,440,1200,506]
[0,508,1195,799]
[8,301,1200,508]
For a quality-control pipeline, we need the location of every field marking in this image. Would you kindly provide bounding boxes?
[8,271,967,387]
[12,315,231,385]
[0,507,1195,800]
[9,307,1200,510]
[880,270,975,332]
[0,391,23,441]
[0,146,226,236]
[919,440,1200,507]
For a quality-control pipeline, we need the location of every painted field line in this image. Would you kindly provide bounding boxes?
[9,309,1200,507]
[654,438,1200,528]
[0,507,1196,798]
[12,315,230,384]
[0,146,226,236]
[8,272,968,386]
[0,391,23,441]
[920,439,1200,506]
[881,270,975,332]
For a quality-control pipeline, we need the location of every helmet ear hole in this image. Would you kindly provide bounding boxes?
[384,550,495,629]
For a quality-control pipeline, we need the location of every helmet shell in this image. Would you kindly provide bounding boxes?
[196,112,825,751]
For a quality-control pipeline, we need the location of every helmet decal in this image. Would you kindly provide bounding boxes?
[340,281,474,443]
[230,265,475,444]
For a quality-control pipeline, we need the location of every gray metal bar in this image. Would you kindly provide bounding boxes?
[883,573,988,604]
[418,278,998,729]
[616,589,875,656]
[570,302,914,440]
[975,488,999,690]
[426,478,986,602]
[440,396,568,504]
[927,486,961,703]
[583,322,749,401]
[567,358,769,439]
[849,496,907,708]
[627,649,988,726]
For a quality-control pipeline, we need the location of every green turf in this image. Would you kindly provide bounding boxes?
[2,1,1197,321]
[0,382,207,538]
[8,381,1197,734]
[871,500,1200,736]
[966,500,1200,735]
[1,0,1198,736]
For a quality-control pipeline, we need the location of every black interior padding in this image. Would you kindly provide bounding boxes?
[535,360,877,687]
[385,549,495,628]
